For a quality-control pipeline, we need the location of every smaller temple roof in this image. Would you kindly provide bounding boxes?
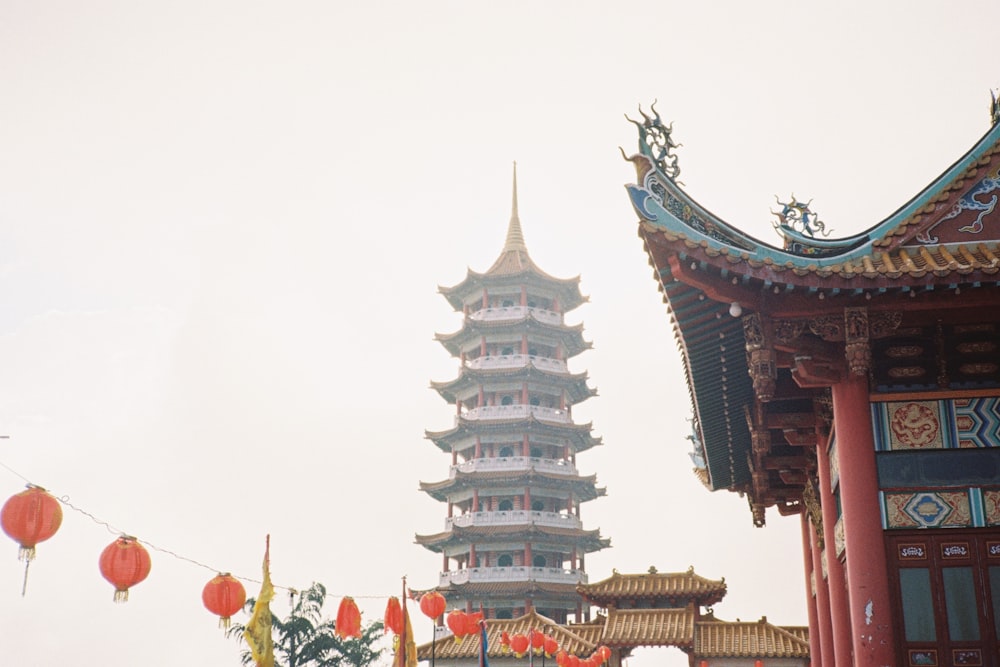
[416,610,598,660]
[600,608,695,648]
[577,567,726,608]
[693,615,810,659]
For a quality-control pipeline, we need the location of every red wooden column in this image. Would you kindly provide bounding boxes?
[832,374,895,666]
[800,512,823,667]
[816,432,852,667]
[809,499,835,667]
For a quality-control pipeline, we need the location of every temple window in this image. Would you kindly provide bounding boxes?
[497,554,514,567]
[498,500,514,512]
[533,555,546,567]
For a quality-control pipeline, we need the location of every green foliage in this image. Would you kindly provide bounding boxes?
[227,582,388,667]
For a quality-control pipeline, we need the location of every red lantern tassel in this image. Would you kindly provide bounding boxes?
[114,588,129,604]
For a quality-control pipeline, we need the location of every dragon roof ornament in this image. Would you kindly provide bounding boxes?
[770,195,843,255]
[992,89,1000,126]
[626,101,682,181]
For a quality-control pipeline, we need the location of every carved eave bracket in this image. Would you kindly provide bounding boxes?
[743,313,777,402]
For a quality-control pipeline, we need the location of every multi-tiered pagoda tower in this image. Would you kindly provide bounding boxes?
[417,167,609,623]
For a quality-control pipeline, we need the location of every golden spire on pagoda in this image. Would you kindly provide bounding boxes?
[504,161,528,252]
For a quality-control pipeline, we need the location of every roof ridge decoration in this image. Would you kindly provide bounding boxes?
[625,101,682,182]
[623,99,1000,268]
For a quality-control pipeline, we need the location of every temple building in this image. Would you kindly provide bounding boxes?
[622,97,1000,666]
[416,166,609,622]
[416,567,811,667]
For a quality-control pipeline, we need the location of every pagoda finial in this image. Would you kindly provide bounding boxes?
[504,161,528,252]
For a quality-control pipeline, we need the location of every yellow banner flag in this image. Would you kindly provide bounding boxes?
[244,538,275,667]
[394,599,417,667]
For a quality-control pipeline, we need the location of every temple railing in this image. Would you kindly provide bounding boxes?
[450,456,578,478]
[439,566,587,587]
[468,306,562,326]
[461,405,570,423]
[465,354,568,373]
[446,510,581,530]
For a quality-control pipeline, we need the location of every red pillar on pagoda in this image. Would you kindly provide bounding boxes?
[832,374,895,666]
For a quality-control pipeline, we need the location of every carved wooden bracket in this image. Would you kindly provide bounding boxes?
[743,312,776,402]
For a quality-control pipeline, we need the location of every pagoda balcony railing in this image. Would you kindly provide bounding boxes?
[468,306,562,326]
[439,566,587,587]
[450,456,578,477]
[465,354,568,373]
[446,509,582,530]
[461,405,570,423]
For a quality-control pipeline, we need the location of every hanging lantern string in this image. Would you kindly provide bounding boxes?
[0,457,397,601]
[0,455,29,485]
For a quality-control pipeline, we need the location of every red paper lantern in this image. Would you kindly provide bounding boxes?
[1,485,62,562]
[99,536,151,602]
[530,629,545,654]
[510,633,530,657]
[543,635,559,657]
[464,610,484,636]
[336,596,362,638]
[202,573,246,629]
[555,650,569,667]
[420,591,446,620]
[384,596,404,635]
[567,654,581,667]
[501,631,512,653]
[446,609,469,638]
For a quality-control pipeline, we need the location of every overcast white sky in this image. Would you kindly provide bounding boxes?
[1,2,998,666]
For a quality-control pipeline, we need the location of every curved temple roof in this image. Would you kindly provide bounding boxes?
[623,100,1000,498]
[624,102,1000,277]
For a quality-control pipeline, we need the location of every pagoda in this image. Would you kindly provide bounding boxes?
[417,166,609,623]
[622,98,1000,666]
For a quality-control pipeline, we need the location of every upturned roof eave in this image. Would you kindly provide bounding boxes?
[438,268,587,311]
[625,116,1000,270]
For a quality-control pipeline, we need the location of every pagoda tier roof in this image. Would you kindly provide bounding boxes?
[440,271,587,313]
[578,567,726,608]
[414,523,610,553]
[435,317,591,358]
[440,165,587,313]
[436,580,587,600]
[431,365,597,405]
[426,417,601,454]
[419,469,605,502]
[693,615,811,659]
[416,610,599,659]
[622,103,1000,508]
